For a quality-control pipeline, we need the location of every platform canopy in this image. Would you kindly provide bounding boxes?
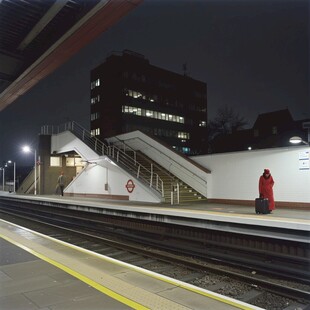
[0,0,142,112]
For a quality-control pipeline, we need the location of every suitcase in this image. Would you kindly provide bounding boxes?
[255,198,269,214]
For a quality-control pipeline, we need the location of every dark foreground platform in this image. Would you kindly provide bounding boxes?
[0,219,263,310]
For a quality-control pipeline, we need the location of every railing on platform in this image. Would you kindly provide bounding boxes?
[16,169,38,195]
[107,136,178,204]
[41,122,164,199]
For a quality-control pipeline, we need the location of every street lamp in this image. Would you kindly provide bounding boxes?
[22,146,37,195]
[0,167,4,191]
[7,160,16,193]
[289,136,309,145]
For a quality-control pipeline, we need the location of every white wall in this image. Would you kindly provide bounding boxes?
[192,146,310,203]
[51,131,98,160]
[65,157,162,203]
[51,131,161,203]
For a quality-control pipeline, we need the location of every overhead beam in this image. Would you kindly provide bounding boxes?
[18,0,70,51]
[0,0,143,112]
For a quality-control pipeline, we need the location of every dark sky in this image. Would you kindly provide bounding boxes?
[0,0,309,165]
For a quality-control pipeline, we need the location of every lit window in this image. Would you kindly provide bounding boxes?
[91,95,100,104]
[182,147,191,154]
[91,78,101,90]
[50,156,61,167]
[74,158,84,167]
[66,158,75,167]
[178,132,190,139]
[91,128,100,136]
[127,90,143,98]
[199,120,207,127]
[90,113,100,121]
[122,105,186,124]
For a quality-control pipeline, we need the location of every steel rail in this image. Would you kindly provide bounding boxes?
[1,208,309,304]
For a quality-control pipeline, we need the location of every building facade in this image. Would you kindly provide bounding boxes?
[90,50,208,155]
[210,109,309,153]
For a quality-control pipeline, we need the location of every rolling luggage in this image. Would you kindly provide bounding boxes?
[255,198,269,214]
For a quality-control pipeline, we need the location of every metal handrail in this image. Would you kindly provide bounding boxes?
[113,135,208,188]
[41,122,164,197]
[109,136,174,179]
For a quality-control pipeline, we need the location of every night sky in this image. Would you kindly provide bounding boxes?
[0,0,309,165]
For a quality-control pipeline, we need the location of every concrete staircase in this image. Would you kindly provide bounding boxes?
[17,169,38,194]
[131,151,207,204]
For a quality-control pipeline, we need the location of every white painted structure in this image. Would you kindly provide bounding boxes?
[107,131,209,197]
[51,131,161,203]
[51,129,310,205]
[192,146,310,204]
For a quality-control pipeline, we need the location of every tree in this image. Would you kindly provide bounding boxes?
[208,105,247,140]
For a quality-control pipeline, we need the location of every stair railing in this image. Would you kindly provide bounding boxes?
[41,122,164,198]
[113,135,208,190]
[106,137,181,203]
[170,182,180,205]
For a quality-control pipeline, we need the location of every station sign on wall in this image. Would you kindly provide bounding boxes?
[299,151,310,170]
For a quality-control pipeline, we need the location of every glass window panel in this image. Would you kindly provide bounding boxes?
[66,158,75,167]
[50,157,61,167]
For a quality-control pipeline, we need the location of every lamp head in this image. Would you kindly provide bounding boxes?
[289,136,309,145]
[289,136,305,144]
[22,146,31,153]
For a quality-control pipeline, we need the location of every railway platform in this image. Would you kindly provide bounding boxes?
[0,219,263,310]
[1,193,309,234]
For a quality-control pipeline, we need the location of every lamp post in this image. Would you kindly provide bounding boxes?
[0,167,4,191]
[7,160,16,193]
[290,123,310,146]
[22,146,37,195]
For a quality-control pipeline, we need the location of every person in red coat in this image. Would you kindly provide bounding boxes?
[259,169,275,213]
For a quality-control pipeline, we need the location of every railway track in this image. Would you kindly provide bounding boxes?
[0,198,308,281]
[1,206,309,310]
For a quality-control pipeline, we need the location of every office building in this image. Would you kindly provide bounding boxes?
[90,50,208,155]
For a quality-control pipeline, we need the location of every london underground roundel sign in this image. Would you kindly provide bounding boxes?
[125,179,135,193]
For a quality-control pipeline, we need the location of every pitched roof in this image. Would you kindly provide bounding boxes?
[253,109,293,128]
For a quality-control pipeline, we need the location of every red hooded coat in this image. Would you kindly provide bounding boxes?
[259,174,275,210]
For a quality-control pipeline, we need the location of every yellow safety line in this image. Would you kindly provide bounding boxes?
[1,219,259,310]
[0,233,149,310]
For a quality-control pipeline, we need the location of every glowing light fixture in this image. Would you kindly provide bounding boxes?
[289,136,308,145]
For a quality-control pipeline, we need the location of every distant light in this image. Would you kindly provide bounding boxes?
[22,145,31,153]
[248,146,252,150]
[289,136,303,144]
